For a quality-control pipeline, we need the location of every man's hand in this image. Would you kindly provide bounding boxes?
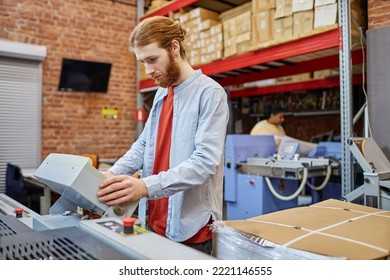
[97,175,148,206]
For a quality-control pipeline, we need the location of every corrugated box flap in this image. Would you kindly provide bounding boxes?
[224,199,390,259]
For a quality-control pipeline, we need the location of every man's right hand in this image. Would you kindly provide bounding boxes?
[97,175,148,205]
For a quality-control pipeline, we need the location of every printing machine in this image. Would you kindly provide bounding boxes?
[0,153,214,260]
[224,135,340,220]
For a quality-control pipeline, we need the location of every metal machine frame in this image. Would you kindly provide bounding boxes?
[345,137,390,210]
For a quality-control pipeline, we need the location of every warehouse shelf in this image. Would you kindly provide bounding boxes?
[229,74,364,99]
[137,0,365,137]
[138,0,366,203]
[139,29,364,91]
[251,110,340,118]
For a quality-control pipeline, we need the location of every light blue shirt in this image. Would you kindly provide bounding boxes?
[108,70,229,242]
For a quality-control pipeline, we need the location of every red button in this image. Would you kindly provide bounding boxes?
[122,217,137,234]
[122,217,136,227]
[249,179,255,185]
[15,208,23,218]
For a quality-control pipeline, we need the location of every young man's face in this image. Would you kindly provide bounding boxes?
[134,42,181,88]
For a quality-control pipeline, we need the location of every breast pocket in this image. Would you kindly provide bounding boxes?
[178,111,198,142]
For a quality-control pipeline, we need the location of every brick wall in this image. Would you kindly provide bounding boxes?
[368,0,390,29]
[1,0,137,160]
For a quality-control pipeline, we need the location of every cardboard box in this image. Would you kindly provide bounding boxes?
[252,0,276,12]
[214,199,390,260]
[224,44,237,58]
[210,23,222,36]
[314,3,338,29]
[210,50,223,62]
[274,16,293,42]
[252,9,275,44]
[222,17,236,39]
[236,32,251,44]
[220,2,252,20]
[220,2,252,58]
[292,0,314,12]
[293,10,314,37]
[189,7,219,21]
[315,0,336,6]
[313,69,339,79]
[236,11,252,34]
[179,12,190,24]
[200,19,220,31]
[275,0,292,19]
[237,40,251,55]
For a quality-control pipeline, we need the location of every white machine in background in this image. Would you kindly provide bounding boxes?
[0,153,213,260]
[346,137,390,210]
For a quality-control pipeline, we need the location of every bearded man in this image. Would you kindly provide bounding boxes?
[97,16,229,255]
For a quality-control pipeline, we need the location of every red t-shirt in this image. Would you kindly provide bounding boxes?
[148,86,211,243]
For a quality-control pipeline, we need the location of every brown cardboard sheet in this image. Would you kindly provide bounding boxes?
[224,199,390,259]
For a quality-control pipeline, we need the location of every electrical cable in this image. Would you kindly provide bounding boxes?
[352,9,371,137]
[305,165,332,191]
[264,167,308,201]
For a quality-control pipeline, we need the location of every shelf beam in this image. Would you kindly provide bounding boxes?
[217,49,363,87]
[229,74,364,99]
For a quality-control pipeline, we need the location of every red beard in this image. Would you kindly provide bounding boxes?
[152,52,181,88]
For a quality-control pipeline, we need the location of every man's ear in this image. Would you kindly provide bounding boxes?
[170,40,180,57]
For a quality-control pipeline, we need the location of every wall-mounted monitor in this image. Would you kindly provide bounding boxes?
[58,58,112,93]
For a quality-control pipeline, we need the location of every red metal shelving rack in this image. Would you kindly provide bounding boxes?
[137,0,364,104]
[229,74,363,99]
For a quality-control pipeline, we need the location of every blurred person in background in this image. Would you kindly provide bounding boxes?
[250,103,285,148]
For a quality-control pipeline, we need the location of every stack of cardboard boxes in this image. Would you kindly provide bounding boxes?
[179,7,223,66]
[292,0,315,37]
[274,0,293,43]
[251,0,276,49]
[313,0,338,31]
[219,2,252,58]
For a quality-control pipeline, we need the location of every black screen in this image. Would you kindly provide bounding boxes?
[58,58,112,93]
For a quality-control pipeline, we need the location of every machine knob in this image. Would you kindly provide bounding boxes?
[15,208,23,218]
[122,217,137,234]
[249,179,255,185]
